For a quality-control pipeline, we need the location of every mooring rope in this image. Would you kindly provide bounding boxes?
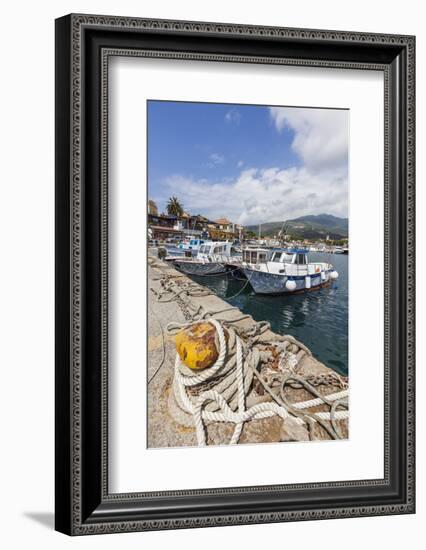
[168,318,348,446]
[149,258,349,445]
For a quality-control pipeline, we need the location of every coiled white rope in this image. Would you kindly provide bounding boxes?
[292,390,348,410]
[172,319,349,446]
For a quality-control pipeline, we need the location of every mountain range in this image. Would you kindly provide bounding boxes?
[245,214,348,240]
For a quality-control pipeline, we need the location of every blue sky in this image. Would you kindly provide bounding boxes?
[148,100,349,225]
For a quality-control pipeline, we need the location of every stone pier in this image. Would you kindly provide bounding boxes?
[147,257,348,448]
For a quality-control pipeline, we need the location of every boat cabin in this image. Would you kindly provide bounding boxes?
[197,241,233,261]
[189,238,204,248]
[179,238,205,250]
[261,248,330,277]
[270,248,308,265]
[242,247,269,265]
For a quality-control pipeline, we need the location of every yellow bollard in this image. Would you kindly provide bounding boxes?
[175,323,220,370]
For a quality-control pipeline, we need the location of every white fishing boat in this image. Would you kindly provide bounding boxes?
[177,237,205,254]
[172,241,234,276]
[242,248,338,295]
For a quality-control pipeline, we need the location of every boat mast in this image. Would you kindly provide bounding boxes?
[278,220,287,244]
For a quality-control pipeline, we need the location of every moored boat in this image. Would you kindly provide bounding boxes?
[172,241,235,276]
[243,248,338,295]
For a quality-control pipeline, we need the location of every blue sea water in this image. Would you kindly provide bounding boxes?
[186,252,349,375]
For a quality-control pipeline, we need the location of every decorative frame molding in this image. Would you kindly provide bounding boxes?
[55,14,415,535]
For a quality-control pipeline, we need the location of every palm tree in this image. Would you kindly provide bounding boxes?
[166,196,184,216]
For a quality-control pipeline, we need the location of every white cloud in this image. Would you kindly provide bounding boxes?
[159,164,348,225]
[208,153,224,165]
[269,107,349,171]
[152,107,349,225]
[225,109,241,125]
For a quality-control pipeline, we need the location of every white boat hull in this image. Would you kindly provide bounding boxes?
[244,268,333,295]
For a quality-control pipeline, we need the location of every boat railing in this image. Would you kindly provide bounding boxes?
[272,262,328,277]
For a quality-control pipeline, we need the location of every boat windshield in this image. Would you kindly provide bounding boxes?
[271,252,294,263]
[243,250,267,263]
[199,245,211,254]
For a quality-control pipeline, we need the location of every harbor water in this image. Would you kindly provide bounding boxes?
[184,252,348,376]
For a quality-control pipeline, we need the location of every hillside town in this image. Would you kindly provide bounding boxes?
[147,197,349,251]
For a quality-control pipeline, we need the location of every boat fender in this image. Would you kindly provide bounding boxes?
[285,279,297,292]
[305,275,311,289]
[320,270,326,281]
[330,270,339,280]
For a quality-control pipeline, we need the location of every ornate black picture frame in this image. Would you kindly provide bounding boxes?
[55,14,415,535]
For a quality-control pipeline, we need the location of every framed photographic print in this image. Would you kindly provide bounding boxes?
[55,14,415,535]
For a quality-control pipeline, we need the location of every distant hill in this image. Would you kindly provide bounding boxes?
[245,214,348,240]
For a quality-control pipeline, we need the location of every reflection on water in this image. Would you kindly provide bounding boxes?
[188,253,348,375]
